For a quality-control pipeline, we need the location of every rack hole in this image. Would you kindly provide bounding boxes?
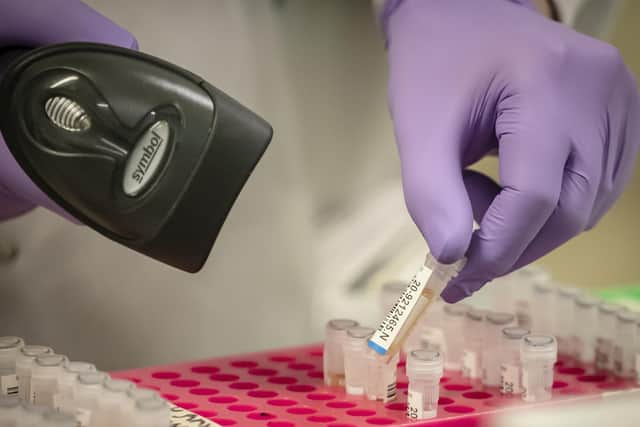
[287,407,317,415]
[191,365,220,374]
[444,384,473,391]
[248,412,277,420]
[326,401,357,409]
[249,368,278,376]
[189,388,218,396]
[384,402,406,411]
[175,402,198,410]
[230,360,258,368]
[230,382,259,390]
[170,379,199,388]
[267,399,298,407]
[346,409,376,417]
[151,371,180,380]
[577,374,606,383]
[270,355,296,363]
[307,415,337,423]
[208,396,237,404]
[438,397,454,405]
[248,390,278,398]
[211,418,236,426]
[287,384,316,393]
[210,373,239,382]
[288,363,315,371]
[365,417,395,425]
[269,376,298,385]
[444,405,475,414]
[228,404,257,412]
[306,393,336,401]
[462,391,492,399]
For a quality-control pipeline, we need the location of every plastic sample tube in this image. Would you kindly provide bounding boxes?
[555,287,581,356]
[15,346,53,401]
[442,304,470,370]
[130,397,170,427]
[126,387,161,402]
[30,354,68,407]
[71,371,108,427]
[500,327,530,396]
[54,361,96,413]
[462,309,485,379]
[343,327,375,396]
[595,303,624,372]
[94,378,135,427]
[406,350,443,420]
[613,310,638,378]
[531,281,555,334]
[0,396,22,427]
[364,349,399,402]
[512,267,547,330]
[0,337,24,398]
[368,254,465,363]
[520,335,557,402]
[573,295,600,364]
[482,312,515,387]
[323,319,359,387]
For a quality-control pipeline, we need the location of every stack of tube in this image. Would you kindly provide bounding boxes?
[360,257,640,420]
[0,336,170,427]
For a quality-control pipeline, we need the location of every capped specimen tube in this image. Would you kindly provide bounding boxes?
[368,254,465,362]
[462,309,485,379]
[520,335,557,402]
[500,327,530,396]
[30,354,67,407]
[130,397,171,427]
[482,312,515,387]
[531,281,555,334]
[0,337,24,397]
[15,346,53,401]
[324,319,359,387]
[54,361,97,413]
[364,349,399,402]
[442,304,469,370]
[70,371,108,427]
[595,303,624,372]
[573,295,600,364]
[512,266,549,330]
[343,327,375,396]
[406,350,443,420]
[94,378,135,427]
[613,310,638,378]
[555,287,581,356]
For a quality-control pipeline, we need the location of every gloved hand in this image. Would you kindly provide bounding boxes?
[383,0,640,302]
[0,0,137,221]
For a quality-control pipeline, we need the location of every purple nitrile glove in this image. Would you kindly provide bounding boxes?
[0,0,138,221]
[384,0,640,302]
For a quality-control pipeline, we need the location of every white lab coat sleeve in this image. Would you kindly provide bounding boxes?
[371,0,623,39]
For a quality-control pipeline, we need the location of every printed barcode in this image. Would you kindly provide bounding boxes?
[385,381,397,401]
[6,386,18,395]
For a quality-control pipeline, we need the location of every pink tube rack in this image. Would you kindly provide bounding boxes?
[111,344,638,427]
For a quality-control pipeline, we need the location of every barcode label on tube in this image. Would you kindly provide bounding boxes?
[385,381,397,402]
[462,350,479,379]
[368,265,433,355]
[500,363,521,395]
[0,374,18,396]
[170,404,215,426]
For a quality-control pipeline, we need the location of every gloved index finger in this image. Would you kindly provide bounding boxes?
[0,0,137,49]
[441,112,570,302]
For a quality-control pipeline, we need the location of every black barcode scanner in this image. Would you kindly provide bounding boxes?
[0,43,272,272]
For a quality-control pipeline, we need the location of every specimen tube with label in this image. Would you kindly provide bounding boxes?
[368,254,465,362]
[442,304,469,370]
[500,327,529,396]
[343,327,375,396]
[520,335,557,402]
[482,313,515,387]
[324,319,359,387]
[406,350,443,420]
[15,345,53,401]
[462,309,485,379]
[595,303,624,372]
[0,337,24,397]
[30,354,68,407]
[573,295,599,363]
[613,310,638,378]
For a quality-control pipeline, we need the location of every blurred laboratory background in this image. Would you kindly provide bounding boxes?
[0,0,638,370]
